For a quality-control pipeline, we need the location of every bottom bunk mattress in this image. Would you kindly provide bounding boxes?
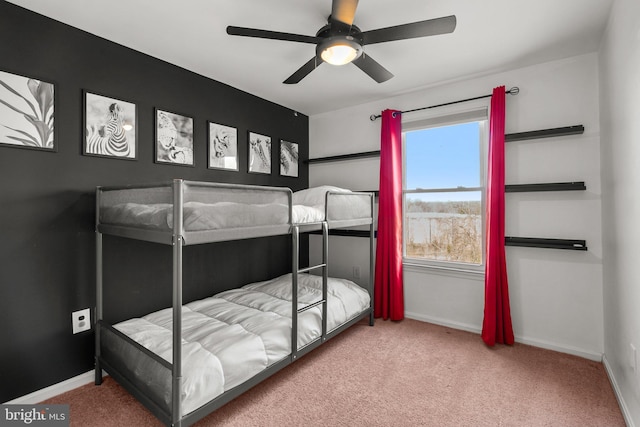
[111,273,370,415]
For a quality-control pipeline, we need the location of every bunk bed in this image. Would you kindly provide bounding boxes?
[94,180,375,427]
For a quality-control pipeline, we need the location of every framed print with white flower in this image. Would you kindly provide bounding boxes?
[208,122,238,171]
[83,91,137,160]
[0,70,55,151]
[248,131,271,174]
[155,109,194,166]
[279,140,299,177]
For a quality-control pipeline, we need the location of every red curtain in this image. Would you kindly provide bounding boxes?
[482,86,514,346]
[374,109,404,321]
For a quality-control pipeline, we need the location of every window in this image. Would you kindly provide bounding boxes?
[403,109,487,271]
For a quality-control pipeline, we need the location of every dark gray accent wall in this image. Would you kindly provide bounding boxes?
[0,1,309,402]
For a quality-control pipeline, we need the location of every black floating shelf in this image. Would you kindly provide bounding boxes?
[307,125,585,164]
[310,231,587,250]
[505,237,587,251]
[505,182,586,193]
[310,229,377,238]
[505,125,584,142]
[306,150,381,164]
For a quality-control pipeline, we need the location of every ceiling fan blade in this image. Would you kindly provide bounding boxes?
[283,57,322,84]
[362,15,456,45]
[352,54,394,83]
[330,0,359,26]
[227,26,320,44]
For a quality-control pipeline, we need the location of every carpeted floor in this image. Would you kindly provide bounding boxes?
[44,319,625,426]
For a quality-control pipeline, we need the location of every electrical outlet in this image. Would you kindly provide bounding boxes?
[353,266,361,279]
[72,308,91,334]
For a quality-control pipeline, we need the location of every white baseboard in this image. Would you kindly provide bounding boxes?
[405,311,481,335]
[3,370,102,405]
[603,355,636,427]
[515,335,603,362]
[405,311,603,361]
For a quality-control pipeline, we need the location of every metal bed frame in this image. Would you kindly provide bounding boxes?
[94,179,375,427]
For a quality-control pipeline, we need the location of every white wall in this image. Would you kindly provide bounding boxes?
[309,53,604,361]
[599,0,640,424]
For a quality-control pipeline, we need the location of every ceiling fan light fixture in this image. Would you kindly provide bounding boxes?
[318,37,362,66]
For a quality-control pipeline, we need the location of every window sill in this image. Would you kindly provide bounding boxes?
[403,261,485,281]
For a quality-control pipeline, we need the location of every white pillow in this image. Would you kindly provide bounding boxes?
[292,186,351,206]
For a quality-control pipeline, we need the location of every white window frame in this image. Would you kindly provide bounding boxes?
[401,105,489,275]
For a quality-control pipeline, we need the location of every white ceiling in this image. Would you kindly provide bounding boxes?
[8,0,613,116]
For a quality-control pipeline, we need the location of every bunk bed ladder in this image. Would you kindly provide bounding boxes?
[291,222,329,361]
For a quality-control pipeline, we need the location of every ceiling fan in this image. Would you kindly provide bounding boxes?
[226,0,456,84]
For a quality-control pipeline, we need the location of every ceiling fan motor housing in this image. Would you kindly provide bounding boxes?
[316,24,364,64]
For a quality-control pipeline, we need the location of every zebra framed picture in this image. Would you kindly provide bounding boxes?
[0,69,55,151]
[248,131,271,174]
[279,140,299,177]
[208,122,238,171]
[155,109,194,166]
[83,91,137,159]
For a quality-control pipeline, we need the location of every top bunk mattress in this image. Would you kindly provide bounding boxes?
[97,181,372,238]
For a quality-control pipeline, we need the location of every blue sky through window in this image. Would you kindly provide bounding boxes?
[405,121,481,202]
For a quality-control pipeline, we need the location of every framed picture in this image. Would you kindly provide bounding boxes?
[280,140,299,177]
[155,109,194,166]
[83,91,136,159]
[0,70,55,151]
[208,122,238,171]
[248,131,271,174]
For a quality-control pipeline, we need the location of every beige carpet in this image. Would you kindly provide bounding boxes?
[44,319,625,426]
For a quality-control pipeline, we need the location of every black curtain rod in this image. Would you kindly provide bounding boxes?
[369,86,520,121]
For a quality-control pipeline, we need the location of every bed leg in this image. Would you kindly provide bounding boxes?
[369,311,375,326]
[94,358,102,385]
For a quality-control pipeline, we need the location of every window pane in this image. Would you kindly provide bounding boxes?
[405,122,480,189]
[405,192,482,264]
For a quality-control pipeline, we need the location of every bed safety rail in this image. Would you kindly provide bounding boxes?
[98,323,174,424]
[95,180,293,245]
[325,190,373,228]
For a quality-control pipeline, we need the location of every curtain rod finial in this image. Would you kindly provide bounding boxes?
[370,114,380,121]
[508,87,519,95]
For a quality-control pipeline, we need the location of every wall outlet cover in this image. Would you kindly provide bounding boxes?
[72,308,91,334]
